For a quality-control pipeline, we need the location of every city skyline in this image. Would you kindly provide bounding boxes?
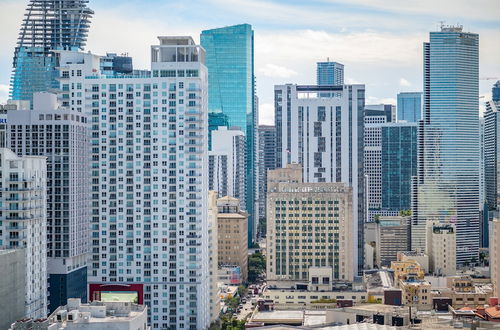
[0,0,499,125]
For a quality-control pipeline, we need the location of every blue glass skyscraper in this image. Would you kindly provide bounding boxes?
[317,61,344,85]
[493,81,500,102]
[414,26,479,265]
[10,0,93,107]
[397,92,422,122]
[201,24,256,243]
[381,123,417,211]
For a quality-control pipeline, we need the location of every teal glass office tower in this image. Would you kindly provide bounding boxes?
[397,92,422,122]
[414,26,479,265]
[201,24,256,243]
[381,123,417,211]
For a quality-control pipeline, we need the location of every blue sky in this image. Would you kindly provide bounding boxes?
[1,0,499,124]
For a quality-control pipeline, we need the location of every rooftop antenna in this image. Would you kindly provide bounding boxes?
[439,20,446,31]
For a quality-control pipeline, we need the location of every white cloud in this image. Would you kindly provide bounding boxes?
[399,78,412,87]
[258,64,297,78]
[320,0,500,21]
[258,103,274,125]
[0,84,9,104]
[366,96,396,105]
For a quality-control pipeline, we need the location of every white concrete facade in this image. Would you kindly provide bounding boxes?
[56,36,210,329]
[0,148,47,318]
[274,84,365,273]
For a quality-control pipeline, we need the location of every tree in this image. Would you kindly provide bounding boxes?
[248,251,266,283]
[220,316,246,330]
[237,285,247,297]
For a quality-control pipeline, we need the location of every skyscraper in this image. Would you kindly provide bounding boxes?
[0,148,47,318]
[274,84,365,273]
[56,36,211,329]
[317,61,344,86]
[209,126,246,206]
[381,122,418,212]
[201,24,256,243]
[257,125,276,234]
[11,0,93,106]
[364,105,394,210]
[414,26,479,265]
[485,85,500,211]
[493,81,500,102]
[5,92,91,312]
[397,92,422,123]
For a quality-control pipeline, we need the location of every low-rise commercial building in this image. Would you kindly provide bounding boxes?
[263,268,368,306]
[399,275,432,310]
[397,251,429,273]
[391,259,425,285]
[10,298,148,330]
[431,275,493,308]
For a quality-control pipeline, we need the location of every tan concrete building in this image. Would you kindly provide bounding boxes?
[217,196,248,282]
[491,218,500,300]
[426,221,456,276]
[397,251,429,273]
[208,191,221,322]
[399,275,432,310]
[391,259,425,285]
[266,177,353,282]
[431,275,493,308]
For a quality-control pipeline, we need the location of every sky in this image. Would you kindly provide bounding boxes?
[0,0,499,125]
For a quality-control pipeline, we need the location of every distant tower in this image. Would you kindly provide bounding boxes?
[10,0,93,106]
[317,61,344,86]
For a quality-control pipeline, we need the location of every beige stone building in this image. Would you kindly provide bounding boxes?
[491,218,500,300]
[266,177,353,282]
[373,216,410,267]
[426,221,456,276]
[217,196,248,282]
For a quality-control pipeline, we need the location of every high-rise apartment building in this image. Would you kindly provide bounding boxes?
[56,36,210,329]
[5,92,90,312]
[209,127,246,207]
[201,24,257,243]
[11,0,93,107]
[274,84,365,273]
[216,196,248,283]
[207,191,221,323]
[381,122,417,212]
[484,87,500,211]
[414,26,480,265]
[266,178,354,282]
[317,61,344,86]
[0,148,47,318]
[397,92,422,123]
[257,125,276,233]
